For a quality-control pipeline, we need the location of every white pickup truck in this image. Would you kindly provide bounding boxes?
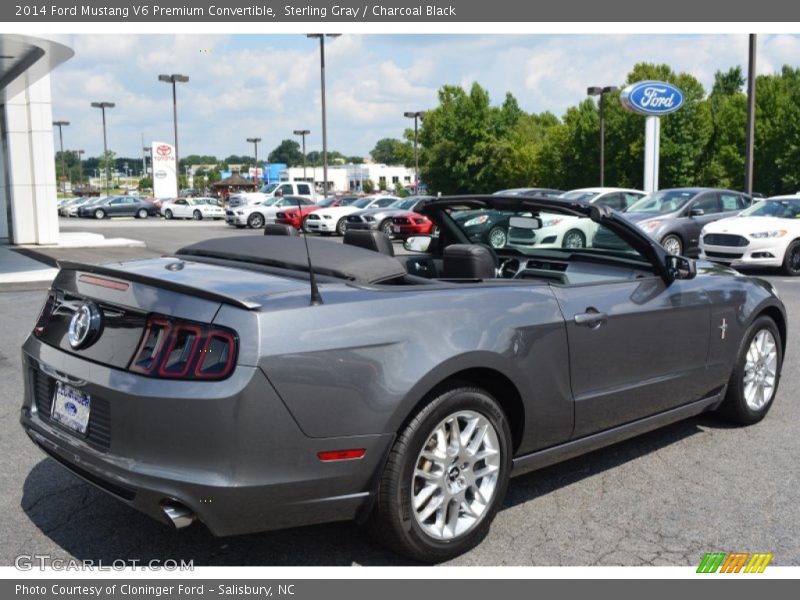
[227,181,316,209]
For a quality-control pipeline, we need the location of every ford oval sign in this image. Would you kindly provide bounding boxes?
[621,80,684,116]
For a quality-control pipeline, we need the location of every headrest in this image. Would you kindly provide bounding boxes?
[443,244,496,279]
[343,229,395,256]
[263,223,299,237]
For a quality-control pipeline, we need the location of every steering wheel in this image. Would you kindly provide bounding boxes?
[499,258,521,279]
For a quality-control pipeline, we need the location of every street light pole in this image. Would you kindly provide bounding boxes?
[307,34,340,196]
[52,120,70,193]
[90,101,115,195]
[744,34,757,195]
[293,129,311,182]
[587,85,618,187]
[74,149,84,186]
[246,137,261,186]
[403,111,425,193]
[158,73,189,197]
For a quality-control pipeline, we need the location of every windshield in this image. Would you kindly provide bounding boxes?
[353,198,374,209]
[260,183,280,194]
[448,207,648,262]
[260,197,280,206]
[561,191,600,202]
[627,190,697,214]
[390,198,419,210]
[740,198,800,218]
[317,196,338,208]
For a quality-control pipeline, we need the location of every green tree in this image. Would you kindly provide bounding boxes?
[370,138,413,165]
[394,182,409,197]
[268,139,304,166]
[362,178,375,194]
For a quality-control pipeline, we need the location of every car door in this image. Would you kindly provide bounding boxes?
[682,192,722,252]
[107,197,126,216]
[551,223,713,438]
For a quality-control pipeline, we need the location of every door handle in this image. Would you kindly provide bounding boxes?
[574,310,607,328]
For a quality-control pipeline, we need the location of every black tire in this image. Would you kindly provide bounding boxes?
[137,208,148,219]
[487,226,507,249]
[248,213,265,229]
[164,209,173,220]
[193,210,203,221]
[561,229,586,249]
[367,386,512,563]
[94,209,105,220]
[381,219,394,237]
[661,234,683,256]
[336,217,348,236]
[302,216,311,233]
[717,316,782,425]
[781,239,800,276]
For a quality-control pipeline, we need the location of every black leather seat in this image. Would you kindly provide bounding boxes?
[343,230,395,256]
[442,244,497,279]
[263,223,299,236]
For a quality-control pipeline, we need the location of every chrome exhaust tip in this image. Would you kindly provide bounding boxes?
[161,501,196,529]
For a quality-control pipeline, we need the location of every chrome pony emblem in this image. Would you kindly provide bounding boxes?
[719,318,728,340]
[67,302,102,349]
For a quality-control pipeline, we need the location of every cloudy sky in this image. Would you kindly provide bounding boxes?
[48,33,800,161]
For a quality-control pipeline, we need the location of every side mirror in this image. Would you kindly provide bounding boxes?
[690,208,705,217]
[666,255,696,280]
[404,235,433,253]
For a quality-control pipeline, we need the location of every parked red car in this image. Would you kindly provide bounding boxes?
[275,205,320,230]
[391,211,436,238]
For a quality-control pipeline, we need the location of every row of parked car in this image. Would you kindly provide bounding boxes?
[57,195,227,220]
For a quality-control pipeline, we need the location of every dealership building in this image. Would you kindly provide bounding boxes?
[280,163,417,193]
[0,34,73,246]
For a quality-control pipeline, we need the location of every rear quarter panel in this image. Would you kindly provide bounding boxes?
[255,283,573,455]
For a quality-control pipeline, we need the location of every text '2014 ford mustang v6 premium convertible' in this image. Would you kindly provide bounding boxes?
[20,195,786,562]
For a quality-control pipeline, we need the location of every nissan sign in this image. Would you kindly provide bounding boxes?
[621,80,684,116]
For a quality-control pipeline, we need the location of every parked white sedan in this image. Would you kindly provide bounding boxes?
[304,195,400,235]
[700,195,800,275]
[162,197,225,220]
[509,187,646,248]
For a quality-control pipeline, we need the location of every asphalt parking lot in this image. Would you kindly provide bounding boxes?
[1,217,798,566]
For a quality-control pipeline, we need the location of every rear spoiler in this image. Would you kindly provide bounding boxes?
[56,260,261,310]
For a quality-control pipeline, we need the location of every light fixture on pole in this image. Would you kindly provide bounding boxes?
[90,102,115,195]
[52,120,70,193]
[246,137,261,186]
[307,34,340,196]
[158,73,189,196]
[587,85,618,187]
[293,129,311,182]
[403,111,425,194]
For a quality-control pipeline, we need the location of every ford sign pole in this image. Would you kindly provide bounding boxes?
[620,81,684,193]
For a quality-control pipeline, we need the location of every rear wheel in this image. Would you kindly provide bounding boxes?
[367,386,512,562]
[193,210,203,221]
[562,229,586,249]
[248,213,265,229]
[717,316,782,425]
[781,240,800,276]
[661,234,683,256]
[336,217,348,236]
[137,208,148,219]
[164,209,173,220]
[94,209,105,220]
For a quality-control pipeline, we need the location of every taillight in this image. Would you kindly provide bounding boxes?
[32,293,56,337]
[130,316,237,380]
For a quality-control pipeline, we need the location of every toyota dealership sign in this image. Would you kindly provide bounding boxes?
[151,141,177,199]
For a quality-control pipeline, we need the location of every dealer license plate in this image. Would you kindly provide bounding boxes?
[51,382,91,435]
[393,226,401,233]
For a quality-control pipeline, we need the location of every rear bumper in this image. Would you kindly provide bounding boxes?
[19,340,393,536]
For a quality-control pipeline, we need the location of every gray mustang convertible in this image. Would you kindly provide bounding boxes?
[20,195,786,562]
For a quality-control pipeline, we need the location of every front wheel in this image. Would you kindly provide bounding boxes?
[336,217,348,236]
[193,210,203,221]
[94,209,105,220]
[562,229,586,249]
[661,234,683,256]
[717,316,782,425]
[367,386,512,562]
[302,216,311,233]
[247,213,265,229]
[381,219,394,237]
[487,226,507,249]
[781,239,800,276]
